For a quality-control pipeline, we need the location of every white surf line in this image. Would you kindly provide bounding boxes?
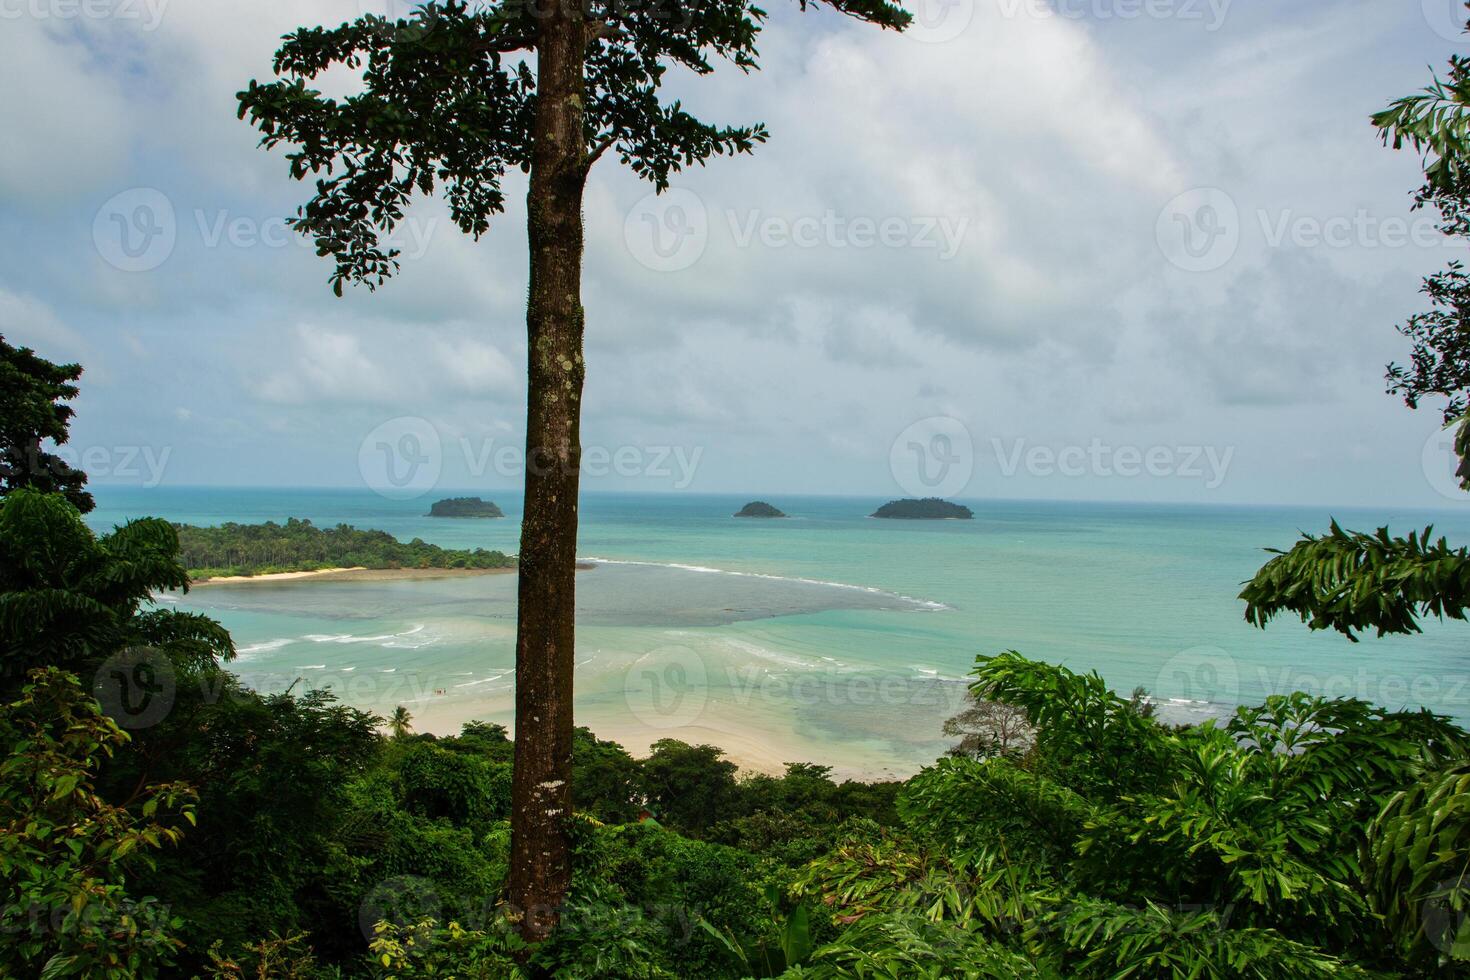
[455,668,514,689]
[580,557,950,610]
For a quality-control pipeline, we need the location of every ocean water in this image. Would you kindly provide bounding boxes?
[86,487,1470,778]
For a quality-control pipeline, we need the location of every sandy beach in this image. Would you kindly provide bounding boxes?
[191,565,521,586]
[191,562,610,586]
[408,688,916,783]
[183,558,929,781]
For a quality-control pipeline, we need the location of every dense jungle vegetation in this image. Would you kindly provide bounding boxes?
[175,520,515,579]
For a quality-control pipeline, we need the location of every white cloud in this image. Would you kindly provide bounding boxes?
[0,0,1462,503]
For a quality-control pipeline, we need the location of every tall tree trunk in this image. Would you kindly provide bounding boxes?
[507,4,588,944]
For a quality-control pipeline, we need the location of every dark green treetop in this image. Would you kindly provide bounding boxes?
[734,500,786,518]
[0,336,92,513]
[236,0,909,295]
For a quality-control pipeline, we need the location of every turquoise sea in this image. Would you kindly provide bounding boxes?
[87,488,1470,778]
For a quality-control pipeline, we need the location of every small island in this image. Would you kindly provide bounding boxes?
[427,497,504,518]
[734,501,787,518]
[177,518,516,581]
[871,498,974,520]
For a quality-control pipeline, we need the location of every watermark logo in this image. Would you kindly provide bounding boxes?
[1258,208,1454,251]
[1422,877,1470,959]
[93,188,176,273]
[1156,187,1239,273]
[92,647,176,730]
[358,0,426,19]
[1425,0,1470,41]
[1155,645,1239,705]
[727,210,969,259]
[359,416,443,500]
[904,0,974,43]
[359,876,443,941]
[1254,663,1470,707]
[624,191,969,270]
[625,188,709,272]
[890,416,974,498]
[1,0,170,30]
[994,0,1231,31]
[624,645,708,729]
[991,438,1233,488]
[1422,422,1465,501]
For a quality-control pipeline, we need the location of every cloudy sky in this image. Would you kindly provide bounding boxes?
[3,0,1469,507]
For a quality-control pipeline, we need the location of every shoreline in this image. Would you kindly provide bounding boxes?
[191,561,597,586]
[192,566,516,586]
[409,696,919,783]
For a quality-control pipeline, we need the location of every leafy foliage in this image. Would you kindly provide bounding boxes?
[942,688,1036,759]
[236,0,907,294]
[0,488,233,692]
[1369,758,1470,969]
[1240,522,1470,639]
[791,653,1468,978]
[0,669,194,979]
[1375,46,1470,198]
[969,651,1170,798]
[176,517,514,579]
[367,918,528,979]
[0,335,92,513]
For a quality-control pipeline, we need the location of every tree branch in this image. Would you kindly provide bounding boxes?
[586,132,618,167]
[472,32,536,54]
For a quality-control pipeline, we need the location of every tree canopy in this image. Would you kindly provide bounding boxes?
[236,0,907,295]
[0,335,92,513]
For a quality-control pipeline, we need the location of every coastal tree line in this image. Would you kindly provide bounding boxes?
[175,519,514,579]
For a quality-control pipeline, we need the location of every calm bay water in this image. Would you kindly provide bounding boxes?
[87,487,1470,777]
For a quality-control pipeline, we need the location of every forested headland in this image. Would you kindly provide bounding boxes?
[175,519,515,580]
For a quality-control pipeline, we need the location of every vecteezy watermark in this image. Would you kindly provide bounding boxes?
[624,188,709,272]
[359,416,444,501]
[995,0,1231,31]
[902,0,974,43]
[991,438,1234,489]
[1425,0,1470,42]
[890,416,975,499]
[92,647,176,730]
[1254,663,1470,710]
[1158,187,1466,273]
[231,667,480,707]
[6,443,170,489]
[2,896,178,946]
[1422,422,1465,501]
[0,0,169,29]
[357,0,443,22]
[193,209,437,259]
[359,417,706,499]
[57,444,170,488]
[624,646,710,729]
[93,188,177,273]
[93,187,439,274]
[1422,877,1470,959]
[1257,209,1455,251]
[359,876,443,942]
[724,667,970,715]
[623,188,970,272]
[461,438,704,489]
[1156,188,1240,273]
[727,210,968,259]
[1155,646,1240,706]
[622,646,972,728]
